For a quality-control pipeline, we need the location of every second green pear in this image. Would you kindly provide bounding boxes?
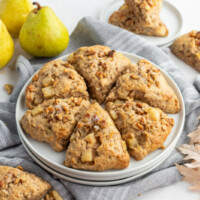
[19,3,69,57]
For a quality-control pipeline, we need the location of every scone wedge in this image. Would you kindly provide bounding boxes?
[106,99,174,160]
[65,102,130,171]
[106,59,180,113]
[171,31,200,71]
[21,97,90,151]
[125,0,163,21]
[25,60,89,109]
[67,45,134,104]
[109,3,168,37]
[0,166,51,200]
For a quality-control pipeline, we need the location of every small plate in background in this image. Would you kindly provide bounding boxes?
[100,0,183,47]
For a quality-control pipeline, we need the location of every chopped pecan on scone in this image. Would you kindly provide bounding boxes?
[65,102,129,171]
[106,99,174,160]
[21,97,90,151]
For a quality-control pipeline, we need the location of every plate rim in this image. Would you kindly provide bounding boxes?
[20,133,175,186]
[16,51,185,180]
[99,0,183,47]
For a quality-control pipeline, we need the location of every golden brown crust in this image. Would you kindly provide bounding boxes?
[106,99,174,160]
[109,1,168,37]
[67,45,134,104]
[21,98,90,151]
[25,60,89,109]
[0,166,51,200]
[65,102,130,171]
[106,59,180,113]
[171,31,200,71]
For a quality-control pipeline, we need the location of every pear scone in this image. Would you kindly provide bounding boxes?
[67,45,134,104]
[25,60,89,109]
[171,31,200,71]
[21,97,90,151]
[65,102,130,171]
[109,3,168,37]
[106,59,180,113]
[106,100,174,160]
[0,165,51,200]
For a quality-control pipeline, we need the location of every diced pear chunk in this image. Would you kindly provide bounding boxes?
[115,100,124,105]
[33,97,43,105]
[42,86,54,98]
[121,140,127,151]
[109,110,118,120]
[196,53,200,60]
[81,149,93,162]
[156,26,167,36]
[70,134,76,142]
[85,133,96,144]
[117,88,129,98]
[148,108,160,121]
[127,137,138,149]
[31,105,43,116]
[42,76,54,87]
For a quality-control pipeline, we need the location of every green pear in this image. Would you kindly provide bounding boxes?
[0,0,34,38]
[19,2,69,57]
[0,20,14,69]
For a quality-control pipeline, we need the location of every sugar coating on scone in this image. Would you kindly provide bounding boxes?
[25,60,89,109]
[65,102,130,171]
[67,45,134,104]
[109,3,168,37]
[106,99,174,160]
[21,97,90,152]
[0,165,51,200]
[171,31,200,71]
[106,59,180,113]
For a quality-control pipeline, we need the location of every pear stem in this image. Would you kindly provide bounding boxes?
[33,2,42,10]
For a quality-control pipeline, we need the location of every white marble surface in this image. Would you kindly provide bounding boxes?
[0,0,199,199]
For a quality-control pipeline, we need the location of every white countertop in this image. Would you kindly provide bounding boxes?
[0,0,199,199]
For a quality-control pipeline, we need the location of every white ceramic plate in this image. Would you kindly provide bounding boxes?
[16,51,185,181]
[100,0,183,47]
[20,134,176,186]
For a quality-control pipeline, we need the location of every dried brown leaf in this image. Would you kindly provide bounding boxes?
[177,144,200,168]
[188,126,200,145]
[176,163,200,191]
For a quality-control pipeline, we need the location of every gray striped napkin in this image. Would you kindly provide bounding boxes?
[1,17,200,200]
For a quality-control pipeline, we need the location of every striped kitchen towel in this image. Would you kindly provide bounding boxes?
[1,17,200,200]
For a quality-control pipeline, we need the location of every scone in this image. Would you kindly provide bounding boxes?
[106,59,180,113]
[25,60,89,109]
[67,45,134,104]
[125,0,163,22]
[109,3,168,37]
[0,165,51,200]
[65,102,130,171]
[171,31,200,71]
[106,99,174,160]
[21,97,90,151]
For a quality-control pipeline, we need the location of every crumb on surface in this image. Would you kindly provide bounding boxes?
[42,190,63,200]
[4,84,13,95]
[8,65,16,71]
[4,84,13,94]
[138,193,141,197]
